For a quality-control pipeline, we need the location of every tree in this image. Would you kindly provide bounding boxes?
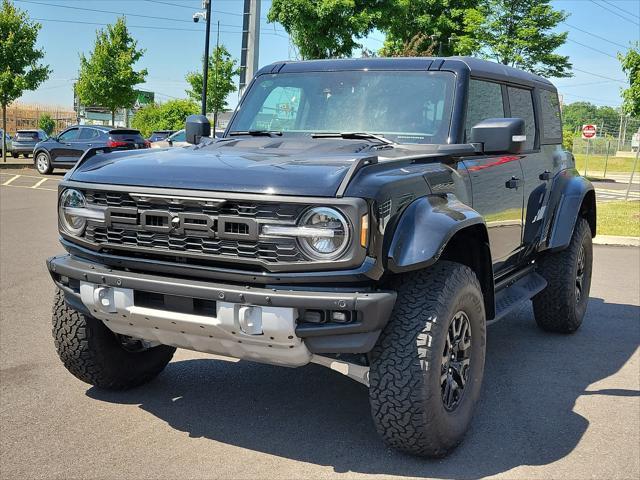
[185,45,238,127]
[377,0,481,57]
[75,17,147,126]
[0,0,50,161]
[38,113,55,135]
[268,0,380,59]
[618,42,640,117]
[562,102,620,134]
[459,0,572,77]
[131,99,199,138]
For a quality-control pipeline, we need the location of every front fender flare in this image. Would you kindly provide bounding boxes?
[387,194,485,273]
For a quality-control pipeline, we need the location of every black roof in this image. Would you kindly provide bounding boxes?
[257,56,555,90]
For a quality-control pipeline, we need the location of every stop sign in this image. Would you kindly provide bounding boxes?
[582,124,597,139]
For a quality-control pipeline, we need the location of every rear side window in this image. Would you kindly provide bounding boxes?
[465,80,505,141]
[507,87,536,150]
[539,89,562,141]
[79,128,100,140]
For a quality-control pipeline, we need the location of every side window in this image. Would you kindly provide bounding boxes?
[465,79,505,141]
[251,86,302,131]
[78,128,100,140]
[171,130,186,142]
[58,128,80,142]
[507,87,536,151]
[540,89,562,140]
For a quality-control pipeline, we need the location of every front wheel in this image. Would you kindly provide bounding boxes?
[369,261,486,457]
[52,290,176,390]
[35,151,52,174]
[533,217,593,333]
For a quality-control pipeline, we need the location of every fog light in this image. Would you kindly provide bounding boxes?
[302,310,325,323]
[331,311,350,323]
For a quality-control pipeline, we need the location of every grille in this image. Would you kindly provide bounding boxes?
[82,190,307,264]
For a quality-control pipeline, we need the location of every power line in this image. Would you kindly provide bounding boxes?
[555,80,613,88]
[599,0,640,19]
[143,0,244,17]
[32,17,287,38]
[571,67,627,84]
[566,38,618,59]
[15,0,243,28]
[590,0,640,26]
[562,22,629,50]
[561,92,621,106]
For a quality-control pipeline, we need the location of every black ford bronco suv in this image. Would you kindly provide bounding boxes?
[47,57,595,457]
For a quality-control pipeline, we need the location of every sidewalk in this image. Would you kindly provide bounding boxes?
[0,159,33,169]
[593,235,640,247]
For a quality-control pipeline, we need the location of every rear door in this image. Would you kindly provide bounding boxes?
[50,127,81,162]
[461,79,525,273]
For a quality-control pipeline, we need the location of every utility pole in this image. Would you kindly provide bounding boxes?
[239,0,261,96]
[198,0,212,116]
[213,21,220,134]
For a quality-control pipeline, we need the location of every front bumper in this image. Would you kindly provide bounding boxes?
[47,255,396,364]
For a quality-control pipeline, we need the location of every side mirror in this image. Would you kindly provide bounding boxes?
[470,118,526,154]
[166,138,173,146]
[185,114,211,144]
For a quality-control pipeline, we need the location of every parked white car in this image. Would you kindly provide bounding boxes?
[150,129,188,148]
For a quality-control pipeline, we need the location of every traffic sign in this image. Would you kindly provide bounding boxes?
[582,124,597,139]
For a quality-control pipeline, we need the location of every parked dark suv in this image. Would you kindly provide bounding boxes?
[33,125,149,174]
[11,129,48,157]
[47,57,595,457]
[147,130,175,142]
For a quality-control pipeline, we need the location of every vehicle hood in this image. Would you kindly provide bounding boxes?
[69,137,382,197]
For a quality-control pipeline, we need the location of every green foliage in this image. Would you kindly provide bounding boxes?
[268,0,380,59]
[75,17,147,124]
[38,112,55,135]
[562,102,620,133]
[378,0,480,57]
[131,99,198,138]
[562,126,576,151]
[618,41,640,117]
[0,0,50,158]
[460,0,571,77]
[185,45,238,115]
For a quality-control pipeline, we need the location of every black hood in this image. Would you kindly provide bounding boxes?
[70,137,381,197]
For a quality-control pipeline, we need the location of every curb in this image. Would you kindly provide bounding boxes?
[0,161,33,170]
[593,235,640,247]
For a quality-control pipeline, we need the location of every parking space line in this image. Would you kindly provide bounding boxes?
[2,175,20,186]
[0,183,57,192]
[31,178,49,189]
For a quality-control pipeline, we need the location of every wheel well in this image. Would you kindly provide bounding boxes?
[439,225,495,320]
[580,189,596,237]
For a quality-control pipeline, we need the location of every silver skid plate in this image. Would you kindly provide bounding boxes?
[80,282,312,367]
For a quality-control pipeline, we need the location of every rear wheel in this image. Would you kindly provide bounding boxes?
[11,151,17,158]
[369,261,486,457]
[52,290,176,390]
[533,217,593,333]
[35,151,52,174]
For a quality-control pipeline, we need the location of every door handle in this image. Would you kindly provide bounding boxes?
[539,170,551,181]
[505,176,522,189]
[87,143,92,147]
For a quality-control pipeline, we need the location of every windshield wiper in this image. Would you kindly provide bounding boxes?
[228,130,283,137]
[311,132,395,145]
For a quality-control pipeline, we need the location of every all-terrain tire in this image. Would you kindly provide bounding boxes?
[369,261,486,457]
[52,290,176,389]
[533,217,593,333]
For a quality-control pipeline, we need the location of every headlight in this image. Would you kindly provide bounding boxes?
[59,189,87,236]
[297,207,350,260]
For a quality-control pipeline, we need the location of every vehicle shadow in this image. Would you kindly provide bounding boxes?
[87,297,639,478]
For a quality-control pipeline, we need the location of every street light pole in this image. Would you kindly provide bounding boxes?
[201,0,212,116]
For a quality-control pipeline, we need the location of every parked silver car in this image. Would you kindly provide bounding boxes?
[0,130,11,156]
[11,129,49,158]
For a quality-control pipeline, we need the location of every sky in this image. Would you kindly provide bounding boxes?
[13,0,640,110]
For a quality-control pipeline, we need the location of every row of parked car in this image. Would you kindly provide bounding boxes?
[1,126,190,175]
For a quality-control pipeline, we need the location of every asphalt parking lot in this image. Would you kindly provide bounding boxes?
[1,170,639,480]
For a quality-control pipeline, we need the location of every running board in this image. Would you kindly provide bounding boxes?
[489,272,547,325]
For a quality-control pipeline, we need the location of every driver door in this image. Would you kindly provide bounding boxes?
[462,79,524,272]
[51,127,81,163]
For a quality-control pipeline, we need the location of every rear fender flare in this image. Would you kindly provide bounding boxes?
[545,171,596,251]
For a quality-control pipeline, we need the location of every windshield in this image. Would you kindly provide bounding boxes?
[229,70,455,144]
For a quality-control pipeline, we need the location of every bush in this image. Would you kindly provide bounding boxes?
[38,113,55,135]
[132,99,198,137]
